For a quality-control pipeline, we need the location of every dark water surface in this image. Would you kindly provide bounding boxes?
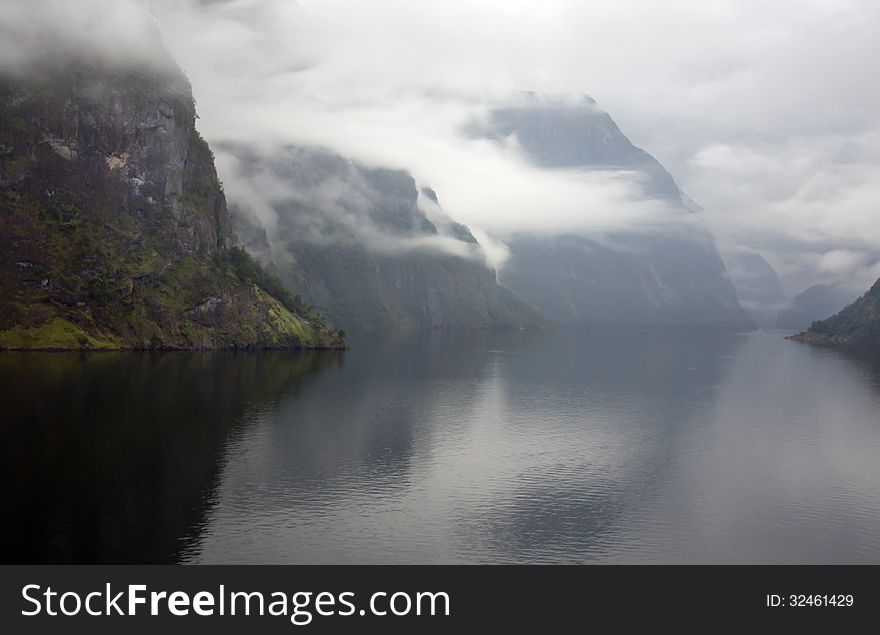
[3,328,880,564]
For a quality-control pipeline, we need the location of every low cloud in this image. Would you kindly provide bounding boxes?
[152,0,880,295]
[4,0,878,295]
[147,0,698,249]
[0,0,172,73]
[689,132,880,294]
[216,146,490,266]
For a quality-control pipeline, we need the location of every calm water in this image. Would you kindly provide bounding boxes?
[3,328,880,564]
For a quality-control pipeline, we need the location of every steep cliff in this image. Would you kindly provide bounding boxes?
[0,57,344,350]
[225,145,546,330]
[478,93,755,330]
[501,232,752,329]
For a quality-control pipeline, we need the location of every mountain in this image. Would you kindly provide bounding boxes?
[776,284,859,332]
[0,45,343,349]
[225,145,546,331]
[723,250,786,328]
[479,93,755,330]
[790,279,880,347]
[482,93,682,201]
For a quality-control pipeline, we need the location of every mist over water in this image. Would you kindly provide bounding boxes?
[5,330,880,564]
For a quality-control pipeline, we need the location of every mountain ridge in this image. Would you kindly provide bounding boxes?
[224,144,547,331]
[480,93,755,330]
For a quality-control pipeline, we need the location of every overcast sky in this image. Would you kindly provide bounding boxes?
[4,0,879,296]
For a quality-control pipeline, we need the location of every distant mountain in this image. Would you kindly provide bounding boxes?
[790,279,880,347]
[482,93,682,201]
[723,250,786,328]
[0,36,343,349]
[776,284,859,332]
[225,145,545,330]
[479,93,754,330]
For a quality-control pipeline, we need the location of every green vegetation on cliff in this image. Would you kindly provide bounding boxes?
[226,145,546,331]
[0,58,343,351]
[790,279,880,348]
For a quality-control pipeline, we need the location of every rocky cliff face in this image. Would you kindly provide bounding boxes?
[502,232,752,329]
[0,57,343,349]
[478,93,755,330]
[225,145,545,330]
[790,279,880,348]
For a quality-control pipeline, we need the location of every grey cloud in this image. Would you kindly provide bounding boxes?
[216,145,491,266]
[5,0,877,298]
[151,0,880,296]
[0,0,173,73]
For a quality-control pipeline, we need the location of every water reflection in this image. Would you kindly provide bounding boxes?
[605,337,880,563]
[0,351,341,563]
[186,329,747,563]
[465,329,744,562]
[5,328,880,564]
